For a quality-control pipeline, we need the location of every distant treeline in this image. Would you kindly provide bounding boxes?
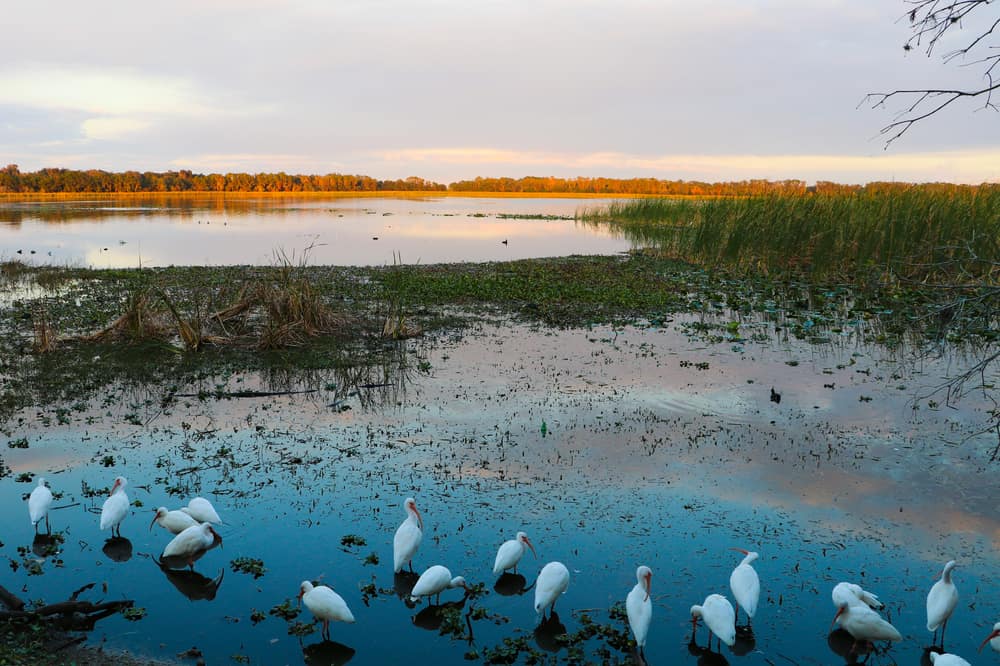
[0,165,446,194]
[0,164,987,196]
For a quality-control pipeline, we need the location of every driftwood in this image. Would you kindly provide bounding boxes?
[0,583,25,611]
[0,582,133,631]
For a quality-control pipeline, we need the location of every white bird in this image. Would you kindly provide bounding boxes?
[929,653,971,666]
[729,548,760,625]
[149,507,198,534]
[393,497,423,573]
[298,581,355,640]
[99,476,129,537]
[163,523,222,568]
[180,497,222,524]
[831,582,884,612]
[832,601,902,653]
[28,477,53,534]
[626,565,652,652]
[409,565,468,604]
[978,621,1000,654]
[534,561,570,618]
[493,531,536,575]
[927,560,959,645]
[690,594,736,649]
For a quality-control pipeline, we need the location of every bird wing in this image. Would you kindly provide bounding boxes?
[730,564,760,618]
[626,585,652,647]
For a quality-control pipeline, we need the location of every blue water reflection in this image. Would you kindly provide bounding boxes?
[0,320,997,664]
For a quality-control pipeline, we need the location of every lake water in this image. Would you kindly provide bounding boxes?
[0,196,631,267]
[1,313,998,665]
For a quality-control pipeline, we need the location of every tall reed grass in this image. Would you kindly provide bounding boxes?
[580,187,1000,281]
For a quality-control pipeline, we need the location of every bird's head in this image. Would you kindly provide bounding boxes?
[730,547,759,563]
[979,622,1000,653]
[405,497,423,529]
[297,580,313,606]
[518,532,537,557]
[638,566,652,601]
[110,477,125,496]
[452,576,469,593]
[207,525,223,548]
[149,507,167,531]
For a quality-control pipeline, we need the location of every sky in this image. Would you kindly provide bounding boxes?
[2,0,998,184]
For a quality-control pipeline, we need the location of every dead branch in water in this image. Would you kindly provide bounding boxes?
[0,581,133,630]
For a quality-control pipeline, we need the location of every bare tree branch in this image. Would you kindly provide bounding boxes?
[867,1,1000,147]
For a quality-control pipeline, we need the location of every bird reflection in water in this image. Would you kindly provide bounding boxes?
[393,571,420,608]
[301,639,356,666]
[731,625,756,656]
[493,572,532,597]
[31,533,60,560]
[687,639,731,666]
[411,598,467,632]
[534,611,567,653]
[102,536,133,562]
[828,628,899,664]
[156,561,225,602]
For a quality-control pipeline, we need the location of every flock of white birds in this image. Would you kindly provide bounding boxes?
[25,482,1000,663]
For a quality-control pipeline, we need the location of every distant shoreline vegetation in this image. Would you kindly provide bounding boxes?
[1,164,992,197]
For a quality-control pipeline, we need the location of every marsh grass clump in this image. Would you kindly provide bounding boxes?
[581,186,1000,282]
[379,253,423,340]
[79,287,171,344]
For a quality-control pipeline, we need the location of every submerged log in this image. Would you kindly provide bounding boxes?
[0,582,133,631]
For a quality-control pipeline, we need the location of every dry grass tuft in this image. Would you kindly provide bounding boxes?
[31,307,58,353]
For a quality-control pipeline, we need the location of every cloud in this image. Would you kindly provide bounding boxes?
[373,147,1000,184]
[81,117,152,141]
[0,65,213,116]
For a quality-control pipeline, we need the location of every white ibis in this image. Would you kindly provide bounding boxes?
[978,621,1000,654]
[832,601,902,655]
[626,565,652,653]
[729,548,759,626]
[180,497,222,524]
[831,582,884,612]
[493,531,536,575]
[409,565,468,604]
[690,594,736,650]
[393,497,423,573]
[534,561,570,618]
[927,560,958,646]
[298,581,355,640]
[163,523,222,569]
[150,507,198,534]
[99,476,129,537]
[929,653,971,666]
[28,477,53,534]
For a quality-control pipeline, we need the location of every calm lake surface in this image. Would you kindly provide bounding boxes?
[2,311,998,664]
[0,196,632,267]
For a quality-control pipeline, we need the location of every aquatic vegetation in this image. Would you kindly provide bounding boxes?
[580,187,1000,282]
[229,557,266,579]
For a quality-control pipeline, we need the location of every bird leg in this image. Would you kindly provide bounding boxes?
[45,515,50,534]
[940,619,948,647]
[734,606,739,625]
[322,620,330,641]
[408,561,414,573]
